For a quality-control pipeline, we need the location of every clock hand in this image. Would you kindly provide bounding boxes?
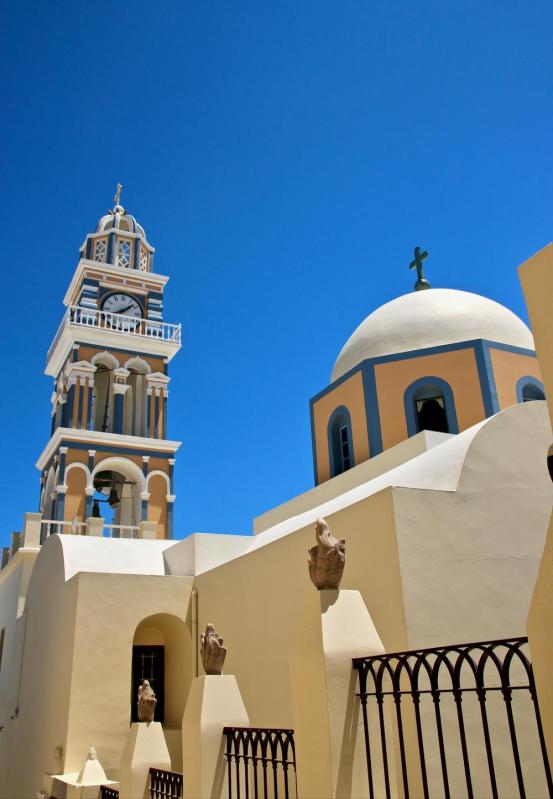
[118,303,135,314]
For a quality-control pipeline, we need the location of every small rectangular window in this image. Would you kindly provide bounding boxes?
[0,628,5,673]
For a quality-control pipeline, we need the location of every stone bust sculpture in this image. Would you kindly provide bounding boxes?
[137,679,157,723]
[308,517,346,590]
[200,623,227,675]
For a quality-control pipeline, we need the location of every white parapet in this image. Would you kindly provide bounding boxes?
[118,722,171,799]
[290,588,387,799]
[182,675,249,799]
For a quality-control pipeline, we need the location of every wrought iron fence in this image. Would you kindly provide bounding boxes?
[149,767,183,798]
[353,636,552,799]
[100,787,119,799]
[223,726,297,799]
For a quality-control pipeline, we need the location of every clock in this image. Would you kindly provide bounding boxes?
[102,293,143,319]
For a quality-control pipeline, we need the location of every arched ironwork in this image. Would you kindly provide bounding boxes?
[223,726,297,799]
[353,637,552,799]
[148,767,183,798]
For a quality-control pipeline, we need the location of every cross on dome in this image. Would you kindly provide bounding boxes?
[409,246,430,291]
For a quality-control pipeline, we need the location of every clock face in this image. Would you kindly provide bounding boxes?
[102,293,143,319]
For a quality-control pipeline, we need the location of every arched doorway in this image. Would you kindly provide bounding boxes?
[131,614,192,730]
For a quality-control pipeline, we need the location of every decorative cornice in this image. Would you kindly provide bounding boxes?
[36,427,181,471]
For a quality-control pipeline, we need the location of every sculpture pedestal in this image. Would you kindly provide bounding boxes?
[182,675,249,799]
[118,722,171,799]
[290,589,386,799]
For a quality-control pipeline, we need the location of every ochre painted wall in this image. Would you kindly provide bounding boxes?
[375,348,484,450]
[312,370,369,483]
[75,345,165,374]
[489,348,542,409]
[64,468,87,522]
[148,474,168,539]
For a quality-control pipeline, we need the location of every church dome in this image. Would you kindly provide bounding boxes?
[96,204,146,238]
[331,288,534,382]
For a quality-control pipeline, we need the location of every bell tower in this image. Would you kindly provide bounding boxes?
[36,188,181,539]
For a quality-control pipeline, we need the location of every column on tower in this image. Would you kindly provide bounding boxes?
[64,361,97,430]
[111,368,130,434]
[145,373,170,439]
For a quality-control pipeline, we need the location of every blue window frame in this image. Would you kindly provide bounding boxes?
[327,406,355,477]
[516,376,545,403]
[404,376,459,437]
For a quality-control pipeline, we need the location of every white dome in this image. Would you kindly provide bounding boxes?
[332,288,534,382]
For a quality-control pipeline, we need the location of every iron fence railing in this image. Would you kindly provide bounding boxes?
[223,726,297,799]
[100,787,119,799]
[353,636,553,799]
[149,767,183,798]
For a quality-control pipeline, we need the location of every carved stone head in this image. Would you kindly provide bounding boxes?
[200,623,227,675]
[308,517,346,590]
[137,679,157,723]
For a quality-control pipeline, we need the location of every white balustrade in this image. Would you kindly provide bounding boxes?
[40,520,139,539]
[47,306,181,361]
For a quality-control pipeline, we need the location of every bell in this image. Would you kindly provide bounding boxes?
[108,486,119,507]
[92,499,101,518]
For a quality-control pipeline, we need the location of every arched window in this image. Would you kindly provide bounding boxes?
[93,364,112,432]
[404,377,459,437]
[327,406,355,477]
[124,357,150,437]
[516,376,545,403]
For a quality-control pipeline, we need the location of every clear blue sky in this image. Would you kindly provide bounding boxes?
[1,2,552,548]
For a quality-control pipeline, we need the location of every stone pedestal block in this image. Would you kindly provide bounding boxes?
[118,722,171,799]
[290,589,386,799]
[182,675,249,799]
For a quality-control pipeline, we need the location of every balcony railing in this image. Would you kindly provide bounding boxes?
[48,305,181,362]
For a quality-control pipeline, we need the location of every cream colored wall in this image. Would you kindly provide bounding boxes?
[0,537,194,799]
[195,488,409,730]
[0,552,38,734]
[519,242,553,764]
[312,370,369,483]
[489,347,542,408]
[375,348,484,450]
[254,430,449,533]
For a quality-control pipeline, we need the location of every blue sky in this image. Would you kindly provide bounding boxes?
[1,1,552,548]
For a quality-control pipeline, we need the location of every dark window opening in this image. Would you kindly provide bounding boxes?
[416,396,449,434]
[521,383,545,402]
[131,645,164,723]
[329,411,353,477]
[339,425,351,471]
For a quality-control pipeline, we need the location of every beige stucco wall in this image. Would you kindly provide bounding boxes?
[520,242,553,764]
[0,537,194,799]
[195,487,408,729]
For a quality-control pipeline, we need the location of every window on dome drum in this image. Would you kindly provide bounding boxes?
[521,383,545,402]
[93,239,107,262]
[328,408,354,477]
[117,239,131,269]
[415,395,449,434]
[131,645,164,723]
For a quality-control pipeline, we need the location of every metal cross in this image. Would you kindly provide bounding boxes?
[409,246,430,291]
[114,183,123,206]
